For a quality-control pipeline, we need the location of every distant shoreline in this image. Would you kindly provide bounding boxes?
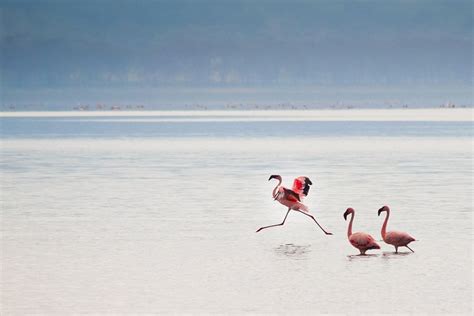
[1,108,472,122]
[1,104,471,112]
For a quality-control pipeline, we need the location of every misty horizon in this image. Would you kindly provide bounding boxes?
[1,0,472,107]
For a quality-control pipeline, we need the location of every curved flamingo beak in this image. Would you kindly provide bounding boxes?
[268,175,278,181]
[343,210,349,220]
[378,207,384,216]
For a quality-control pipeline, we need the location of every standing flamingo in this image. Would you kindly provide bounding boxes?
[343,208,380,255]
[378,205,415,253]
[256,175,332,235]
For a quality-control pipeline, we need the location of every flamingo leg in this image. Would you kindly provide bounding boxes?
[256,208,291,233]
[295,210,333,235]
[406,245,415,253]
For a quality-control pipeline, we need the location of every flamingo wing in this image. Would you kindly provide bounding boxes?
[292,176,312,199]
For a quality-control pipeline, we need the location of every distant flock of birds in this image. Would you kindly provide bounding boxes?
[257,175,416,255]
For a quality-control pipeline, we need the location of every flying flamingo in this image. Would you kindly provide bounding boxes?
[256,175,332,235]
[378,205,415,253]
[343,208,380,255]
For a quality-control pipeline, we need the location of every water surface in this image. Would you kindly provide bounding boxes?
[1,110,472,314]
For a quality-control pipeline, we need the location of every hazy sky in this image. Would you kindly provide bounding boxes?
[0,0,472,105]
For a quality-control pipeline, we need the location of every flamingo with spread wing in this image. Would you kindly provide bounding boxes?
[256,175,332,235]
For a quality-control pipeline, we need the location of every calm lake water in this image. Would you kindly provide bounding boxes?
[1,109,472,314]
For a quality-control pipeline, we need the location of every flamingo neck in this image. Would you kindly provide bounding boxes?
[381,210,390,239]
[272,178,282,198]
[347,212,354,238]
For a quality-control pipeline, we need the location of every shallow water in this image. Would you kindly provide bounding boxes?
[1,110,472,314]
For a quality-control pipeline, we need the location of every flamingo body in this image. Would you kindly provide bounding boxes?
[384,231,416,247]
[349,232,381,254]
[274,186,309,212]
[344,208,380,255]
[378,205,415,253]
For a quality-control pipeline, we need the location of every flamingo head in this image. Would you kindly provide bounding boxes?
[343,208,354,220]
[378,205,389,216]
[268,175,282,181]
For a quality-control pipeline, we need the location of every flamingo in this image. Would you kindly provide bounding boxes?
[256,175,332,235]
[343,208,380,255]
[378,205,415,253]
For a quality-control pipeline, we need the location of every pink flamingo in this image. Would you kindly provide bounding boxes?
[343,208,380,255]
[256,175,332,235]
[378,205,415,253]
